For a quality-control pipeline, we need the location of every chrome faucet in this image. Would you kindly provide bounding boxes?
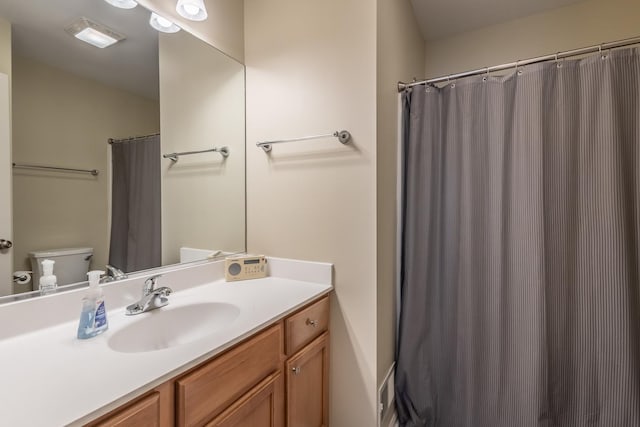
[101,265,128,283]
[125,274,172,315]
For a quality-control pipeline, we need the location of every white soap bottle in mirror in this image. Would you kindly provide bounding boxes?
[77,270,108,340]
[39,259,57,294]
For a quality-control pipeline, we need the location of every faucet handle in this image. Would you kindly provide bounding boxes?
[144,274,163,294]
[106,264,127,280]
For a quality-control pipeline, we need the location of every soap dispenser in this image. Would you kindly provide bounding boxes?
[39,259,57,294]
[77,270,108,340]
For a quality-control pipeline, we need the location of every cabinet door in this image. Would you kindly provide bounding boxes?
[286,332,329,427]
[206,372,284,427]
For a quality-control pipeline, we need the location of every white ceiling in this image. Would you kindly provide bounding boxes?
[411,0,586,41]
[0,0,159,99]
[1,0,590,95]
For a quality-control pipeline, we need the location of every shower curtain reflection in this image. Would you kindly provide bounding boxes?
[109,134,161,273]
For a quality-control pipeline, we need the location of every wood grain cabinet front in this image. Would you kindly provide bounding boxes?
[206,372,285,427]
[86,381,174,427]
[176,323,283,427]
[286,332,329,427]
[285,297,329,356]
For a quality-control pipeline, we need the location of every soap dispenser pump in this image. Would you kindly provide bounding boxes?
[77,270,108,340]
[39,259,57,294]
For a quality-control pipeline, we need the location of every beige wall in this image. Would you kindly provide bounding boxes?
[244,0,378,424]
[139,0,244,63]
[159,31,245,265]
[0,17,10,77]
[376,0,424,394]
[12,56,159,288]
[424,0,640,78]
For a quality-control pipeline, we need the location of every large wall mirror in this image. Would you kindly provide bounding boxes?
[0,0,246,299]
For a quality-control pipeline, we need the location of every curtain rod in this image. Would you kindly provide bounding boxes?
[397,35,640,92]
[108,133,160,144]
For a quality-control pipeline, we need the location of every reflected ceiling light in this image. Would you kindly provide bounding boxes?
[149,12,181,33]
[103,0,138,9]
[176,0,208,21]
[65,17,125,48]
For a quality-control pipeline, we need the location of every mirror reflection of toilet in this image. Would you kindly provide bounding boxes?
[29,248,93,291]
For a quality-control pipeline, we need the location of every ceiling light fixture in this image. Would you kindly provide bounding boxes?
[103,0,138,9]
[149,12,181,33]
[176,0,208,21]
[65,17,125,48]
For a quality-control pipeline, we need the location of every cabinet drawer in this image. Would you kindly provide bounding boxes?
[176,323,283,427]
[88,391,160,427]
[285,297,329,356]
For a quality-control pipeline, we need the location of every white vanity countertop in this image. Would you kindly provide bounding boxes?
[0,257,333,427]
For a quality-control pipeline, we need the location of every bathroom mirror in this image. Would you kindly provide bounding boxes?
[0,0,246,298]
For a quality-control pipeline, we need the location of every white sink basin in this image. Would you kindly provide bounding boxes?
[108,302,240,353]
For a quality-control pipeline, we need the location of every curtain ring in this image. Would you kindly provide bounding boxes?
[555,52,563,68]
[483,67,489,82]
[446,75,455,88]
[515,60,523,76]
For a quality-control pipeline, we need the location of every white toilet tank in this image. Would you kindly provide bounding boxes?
[29,247,93,290]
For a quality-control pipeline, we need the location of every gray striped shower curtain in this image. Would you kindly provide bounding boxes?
[396,47,640,427]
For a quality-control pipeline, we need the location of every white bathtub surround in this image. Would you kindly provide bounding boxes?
[0,256,332,426]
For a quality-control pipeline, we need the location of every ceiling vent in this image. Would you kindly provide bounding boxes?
[65,17,125,49]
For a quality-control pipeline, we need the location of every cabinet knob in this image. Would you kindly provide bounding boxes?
[292,366,301,375]
[306,318,318,327]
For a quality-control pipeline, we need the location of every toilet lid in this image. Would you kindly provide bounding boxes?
[28,247,93,258]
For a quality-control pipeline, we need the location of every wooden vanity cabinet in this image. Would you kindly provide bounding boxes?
[284,297,330,427]
[84,295,330,427]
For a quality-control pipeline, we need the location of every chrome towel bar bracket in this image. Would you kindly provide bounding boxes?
[256,130,351,152]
